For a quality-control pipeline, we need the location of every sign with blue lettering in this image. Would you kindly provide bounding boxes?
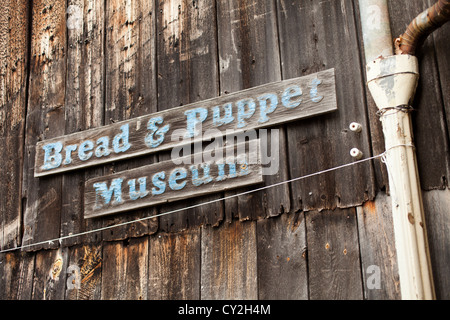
[84,141,263,218]
[34,68,337,177]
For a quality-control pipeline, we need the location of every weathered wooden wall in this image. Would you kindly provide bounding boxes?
[0,0,449,300]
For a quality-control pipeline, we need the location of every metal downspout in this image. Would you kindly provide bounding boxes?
[358,0,436,300]
[395,0,450,55]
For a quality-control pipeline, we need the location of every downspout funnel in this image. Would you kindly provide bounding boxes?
[366,55,419,110]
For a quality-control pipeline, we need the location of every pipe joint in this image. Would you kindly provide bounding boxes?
[366,55,419,112]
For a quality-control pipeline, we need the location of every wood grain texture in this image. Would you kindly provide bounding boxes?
[257,212,308,300]
[357,193,400,300]
[201,220,258,300]
[157,0,240,231]
[21,0,67,251]
[277,0,375,212]
[31,248,68,300]
[101,237,148,299]
[100,0,158,242]
[154,0,230,230]
[352,0,389,192]
[1,0,450,302]
[306,208,363,300]
[429,17,450,299]
[61,0,106,247]
[0,251,35,300]
[388,0,450,190]
[422,189,450,300]
[216,0,291,221]
[0,0,30,250]
[432,15,450,186]
[148,228,201,299]
[65,244,102,300]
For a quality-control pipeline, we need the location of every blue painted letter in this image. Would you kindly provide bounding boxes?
[239,160,250,176]
[184,107,208,138]
[258,93,278,123]
[190,164,213,187]
[152,171,166,195]
[145,116,170,148]
[128,177,149,200]
[213,103,234,127]
[63,144,77,165]
[282,86,302,109]
[168,168,187,191]
[95,136,111,158]
[41,142,63,170]
[236,99,256,128]
[310,78,323,103]
[227,162,238,178]
[113,124,131,153]
[78,140,94,161]
[93,178,123,209]
[216,163,226,181]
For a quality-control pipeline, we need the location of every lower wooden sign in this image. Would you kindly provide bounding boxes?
[84,141,262,218]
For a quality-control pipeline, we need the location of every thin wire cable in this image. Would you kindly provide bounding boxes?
[0,153,385,254]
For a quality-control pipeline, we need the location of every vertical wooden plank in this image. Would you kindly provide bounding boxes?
[65,244,102,300]
[0,251,35,300]
[213,1,291,300]
[0,253,19,299]
[31,248,68,300]
[156,0,222,232]
[61,0,86,247]
[432,15,450,184]
[306,208,363,300]
[276,0,375,212]
[422,189,450,300]
[278,3,371,301]
[425,9,450,299]
[101,0,159,241]
[357,193,400,300]
[156,0,219,111]
[387,0,450,190]
[0,0,30,250]
[201,220,258,300]
[22,0,67,251]
[148,229,201,299]
[79,0,109,245]
[202,0,288,301]
[352,0,389,191]
[64,0,85,140]
[101,237,149,299]
[256,213,308,300]
[216,0,290,220]
[61,0,107,246]
[105,0,157,123]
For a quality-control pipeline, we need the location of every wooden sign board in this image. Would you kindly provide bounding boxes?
[35,68,337,177]
[84,141,263,218]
